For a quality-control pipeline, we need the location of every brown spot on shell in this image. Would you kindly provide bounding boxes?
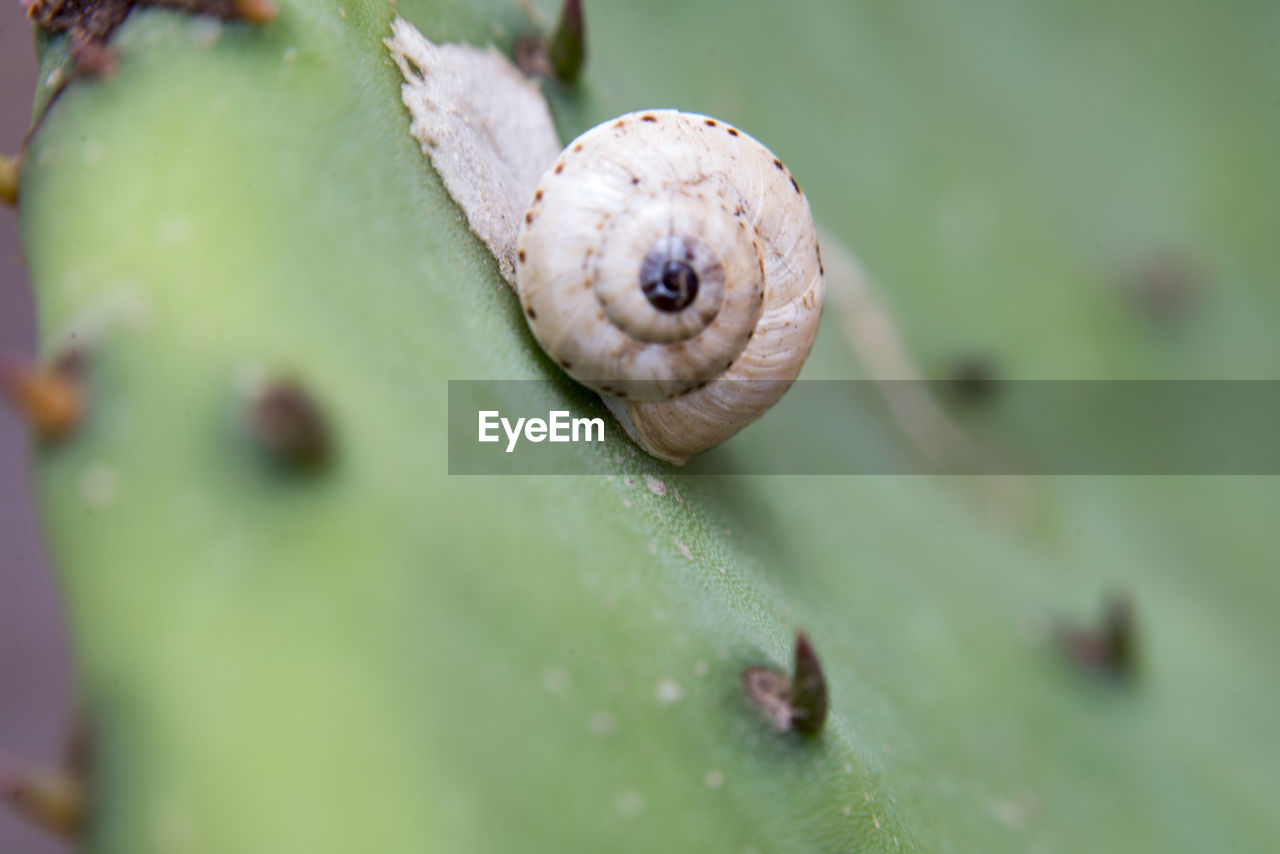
[560,360,572,369]
[727,127,739,137]
[641,114,657,122]
[525,211,534,225]
[517,249,526,263]
[554,163,565,175]
[613,119,626,129]
[526,306,537,319]
[790,176,801,194]
[773,158,784,171]
[573,142,584,152]
[534,189,544,203]
[704,119,717,127]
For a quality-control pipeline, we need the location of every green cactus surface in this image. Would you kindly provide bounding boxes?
[12,0,1280,852]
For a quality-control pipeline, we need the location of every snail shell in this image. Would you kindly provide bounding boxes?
[385,22,823,464]
[515,110,824,464]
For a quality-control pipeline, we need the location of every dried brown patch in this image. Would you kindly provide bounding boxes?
[27,0,276,73]
[942,354,1001,404]
[512,34,552,77]
[1127,249,1205,323]
[29,0,276,41]
[21,0,277,150]
[742,666,793,731]
[249,379,333,471]
[1059,593,1137,679]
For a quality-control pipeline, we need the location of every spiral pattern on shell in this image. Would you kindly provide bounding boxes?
[515,110,824,463]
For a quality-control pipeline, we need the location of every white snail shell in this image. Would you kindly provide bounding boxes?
[386,22,823,464]
[515,110,824,464]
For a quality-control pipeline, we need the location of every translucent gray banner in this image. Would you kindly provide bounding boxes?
[447,380,1280,474]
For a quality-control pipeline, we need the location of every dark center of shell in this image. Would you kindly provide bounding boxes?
[640,253,699,312]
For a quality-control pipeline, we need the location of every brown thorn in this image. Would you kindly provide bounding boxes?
[249,379,333,471]
[789,631,829,735]
[742,631,830,736]
[0,153,18,206]
[0,348,87,442]
[0,753,84,839]
[548,0,585,83]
